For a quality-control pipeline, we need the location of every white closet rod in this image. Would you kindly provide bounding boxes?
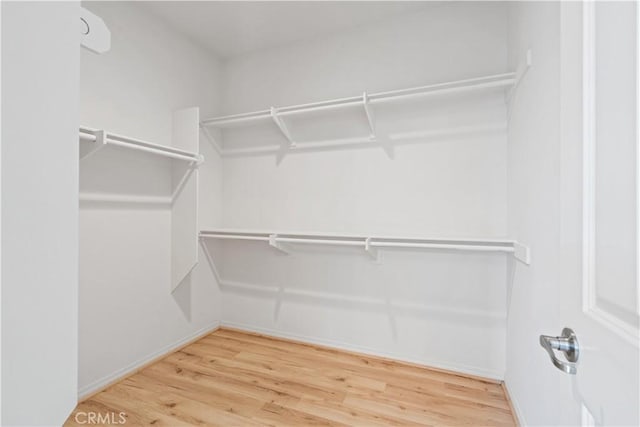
[276,237,366,247]
[79,129,203,164]
[201,72,517,127]
[200,231,519,254]
[203,233,271,242]
[370,241,514,253]
[277,237,513,252]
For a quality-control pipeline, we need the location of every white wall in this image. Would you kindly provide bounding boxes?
[221,2,508,236]
[78,1,223,397]
[1,2,79,425]
[76,1,572,408]
[215,2,512,379]
[505,2,572,425]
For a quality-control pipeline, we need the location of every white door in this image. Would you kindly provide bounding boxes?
[555,1,639,425]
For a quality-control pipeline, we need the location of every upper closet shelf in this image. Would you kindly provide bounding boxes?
[200,229,531,265]
[79,127,204,165]
[202,73,516,129]
[199,58,532,158]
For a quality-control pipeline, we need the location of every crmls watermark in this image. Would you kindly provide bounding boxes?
[74,411,127,425]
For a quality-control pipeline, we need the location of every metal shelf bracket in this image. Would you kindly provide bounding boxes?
[364,237,380,263]
[270,107,296,148]
[507,48,533,105]
[269,234,290,255]
[513,242,531,265]
[79,129,107,161]
[200,124,223,156]
[362,92,377,141]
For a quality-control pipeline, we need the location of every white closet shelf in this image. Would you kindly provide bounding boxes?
[201,73,516,128]
[198,68,534,157]
[199,229,531,265]
[79,126,204,164]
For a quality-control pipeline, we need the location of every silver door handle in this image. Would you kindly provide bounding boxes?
[539,327,580,374]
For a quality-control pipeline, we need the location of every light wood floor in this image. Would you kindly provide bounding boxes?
[66,329,516,426]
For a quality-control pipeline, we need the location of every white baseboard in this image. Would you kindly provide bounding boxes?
[78,321,220,400]
[78,319,505,402]
[220,320,504,381]
[503,379,526,426]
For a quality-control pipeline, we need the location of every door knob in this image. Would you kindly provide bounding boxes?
[539,327,580,374]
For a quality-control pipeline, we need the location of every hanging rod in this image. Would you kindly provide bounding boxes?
[79,127,204,164]
[199,229,530,264]
[200,72,517,128]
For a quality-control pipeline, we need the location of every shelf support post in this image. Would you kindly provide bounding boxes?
[269,234,290,255]
[362,92,377,141]
[270,107,296,148]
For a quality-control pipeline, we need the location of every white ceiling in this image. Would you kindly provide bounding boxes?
[141,1,432,59]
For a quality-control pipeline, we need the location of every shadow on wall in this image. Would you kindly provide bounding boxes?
[200,239,509,342]
[172,275,192,321]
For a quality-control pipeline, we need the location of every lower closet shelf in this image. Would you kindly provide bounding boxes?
[199,229,531,265]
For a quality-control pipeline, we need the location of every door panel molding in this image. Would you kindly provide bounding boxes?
[582,0,640,347]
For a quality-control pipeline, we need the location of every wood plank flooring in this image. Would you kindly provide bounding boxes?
[66,328,516,426]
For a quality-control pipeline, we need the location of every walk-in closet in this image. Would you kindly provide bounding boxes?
[2,1,639,426]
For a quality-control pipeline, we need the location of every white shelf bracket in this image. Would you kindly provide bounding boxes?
[362,92,377,141]
[80,129,107,160]
[199,238,222,284]
[96,129,107,145]
[199,124,222,156]
[171,163,198,202]
[270,107,296,148]
[364,237,380,263]
[513,242,531,265]
[507,48,532,105]
[269,234,290,255]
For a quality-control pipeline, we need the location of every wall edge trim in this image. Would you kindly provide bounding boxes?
[502,379,526,426]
